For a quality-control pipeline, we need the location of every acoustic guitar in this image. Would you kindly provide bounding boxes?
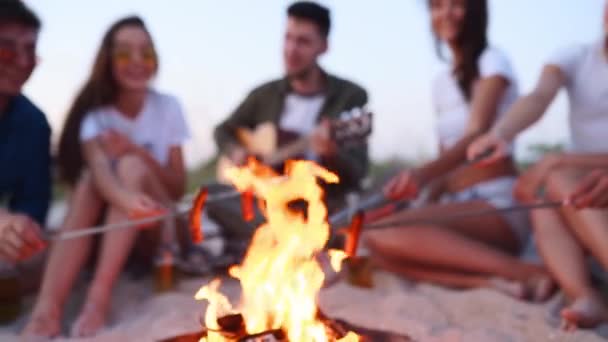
[216,108,372,183]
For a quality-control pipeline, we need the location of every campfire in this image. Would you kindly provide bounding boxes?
[194,159,358,341]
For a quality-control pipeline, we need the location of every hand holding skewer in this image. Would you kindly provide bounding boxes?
[467,131,510,166]
[569,169,608,209]
[0,212,46,263]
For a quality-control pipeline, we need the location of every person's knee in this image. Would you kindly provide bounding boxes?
[74,170,97,195]
[115,154,150,188]
[363,227,419,252]
[545,168,581,200]
[69,170,103,209]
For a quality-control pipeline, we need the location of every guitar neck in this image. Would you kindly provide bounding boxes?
[264,135,311,166]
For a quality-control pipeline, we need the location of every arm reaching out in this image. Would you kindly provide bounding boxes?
[468,65,565,165]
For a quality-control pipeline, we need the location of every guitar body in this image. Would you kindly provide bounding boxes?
[216,110,372,183]
[235,122,277,157]
[216,122,279,183]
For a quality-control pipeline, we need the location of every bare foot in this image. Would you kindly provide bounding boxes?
[70,301,108,338]
[488,277,526,299]
[560,295,608,331]
[21,301,62,339]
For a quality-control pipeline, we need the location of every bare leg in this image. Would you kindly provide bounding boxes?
[370,253,527,299]
[542,168,608,329]
[142,169,176,247]
[71,155,172,337]
[22,172,104,338]
[70,207,135,338]
[531,209,592,304]
[364,201,552,300]
[372,201,520,252]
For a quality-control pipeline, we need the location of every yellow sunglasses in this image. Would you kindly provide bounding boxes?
[112,48,157,67]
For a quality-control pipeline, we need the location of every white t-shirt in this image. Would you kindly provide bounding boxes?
[433,47,519,150]
[80,90,190,165]
[278,93,325,160]
[547,40,608,153]
[278,93,325,135]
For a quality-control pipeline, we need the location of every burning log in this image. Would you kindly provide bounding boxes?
[195,312,288,341]
[239,329,286,342]
[216,313,247,339]
[196,311,348,342]
[160,311,411,342]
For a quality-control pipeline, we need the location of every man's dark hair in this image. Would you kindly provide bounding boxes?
[0,0,41,30]
[287,1,330,38]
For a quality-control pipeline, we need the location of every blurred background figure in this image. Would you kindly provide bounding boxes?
[23,16,189,338]
[468,0,608,330]
[364,0,552,301]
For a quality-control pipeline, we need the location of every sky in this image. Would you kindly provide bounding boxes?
[22,0,605,168]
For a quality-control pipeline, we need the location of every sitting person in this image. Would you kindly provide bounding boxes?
[210,2,369,243]
[23,16,190,338]
[363,0,552,300]
[469,0,608,329]
[0,0,49,263]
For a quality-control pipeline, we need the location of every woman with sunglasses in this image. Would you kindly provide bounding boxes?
[23,16,189,338]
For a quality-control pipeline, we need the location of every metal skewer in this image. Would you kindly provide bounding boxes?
[44,149,530,242]
[361,200,568,231]
[329,149,496,227]
[44,189,241,242]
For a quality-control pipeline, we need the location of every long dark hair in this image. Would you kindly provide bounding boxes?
[431,0,488,101]
[57,16,158,185]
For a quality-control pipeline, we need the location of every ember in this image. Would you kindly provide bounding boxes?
[194,160,359,342]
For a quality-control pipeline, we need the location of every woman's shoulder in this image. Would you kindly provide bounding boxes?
[479,46,514,68]
[480,46,511,61]
[549,41,595,64]
[558,41,595,55]
[478,46,516,79]
[545,41,598,80]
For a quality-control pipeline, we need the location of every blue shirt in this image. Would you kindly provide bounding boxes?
[0,95,51,225]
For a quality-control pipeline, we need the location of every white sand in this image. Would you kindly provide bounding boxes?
[1,204,604,341]
[1,271,607,342]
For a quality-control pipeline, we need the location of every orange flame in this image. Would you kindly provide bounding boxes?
[327,250,348,273]
[195,160,359,341]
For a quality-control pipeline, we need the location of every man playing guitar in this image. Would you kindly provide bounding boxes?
[210,2,369,246]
